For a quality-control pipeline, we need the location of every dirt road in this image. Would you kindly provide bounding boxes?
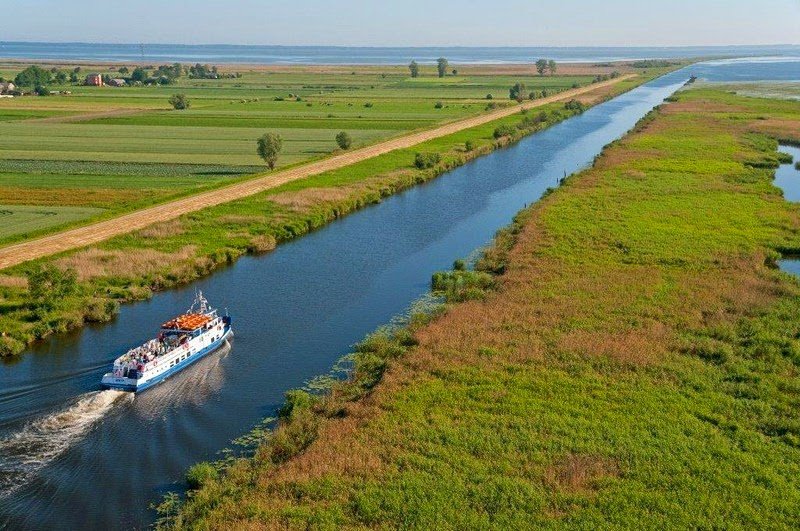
[0,75,634,271]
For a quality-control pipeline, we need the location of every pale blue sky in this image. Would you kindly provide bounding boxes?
[3,0,800,46]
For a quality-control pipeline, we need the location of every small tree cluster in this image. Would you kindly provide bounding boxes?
[509,82,527,102]
[14,65,51,88]
[493,125,516,139]
[535,58,557,76]
[564,99,586,113]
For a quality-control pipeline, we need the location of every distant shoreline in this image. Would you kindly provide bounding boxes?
[0,42,797,65]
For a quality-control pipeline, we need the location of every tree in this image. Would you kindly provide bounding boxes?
[14,65,51,88]
[69,72,78,83]
[335,131,352,150]
[408,60,419,78]
[118,66,129,75]
[535,58,548,76]
[168,93,190,109]
[548,59,557,75]
[509,82,527,102]
[26,264,77,307]
[130,67,148,83]
[54,71,68,84]
[257,133,283,169]
[437,57,449,78]
[34,85,50,96]
[452,69,458,76]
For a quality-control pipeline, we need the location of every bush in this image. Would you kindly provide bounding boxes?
[493,125,516,139]
[364,102,373,108]
[34,85,50,96]
[414,152,441,169]
[26,264,77,308]
[564,99,586,113]
[485,94,493,100]
[431,270,496,302]
[434,101,443,109]
[278,389,317,420]
[168,93,190,110]
[464,140,475,152]
[335,130,352,150]
[185,462,219,490]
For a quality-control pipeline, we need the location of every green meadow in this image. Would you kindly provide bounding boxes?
[159,86,800,528]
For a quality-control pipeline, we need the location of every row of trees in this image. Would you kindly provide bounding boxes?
[255,131,354,169]
[535,58,558,76]
[508,82,562,102]
[408,57,453,78]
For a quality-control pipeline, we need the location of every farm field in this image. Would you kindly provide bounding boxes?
[163,86,800,528]
[0,60,644,245]
[0,204,103,239]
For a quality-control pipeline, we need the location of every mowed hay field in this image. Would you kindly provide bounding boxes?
[0,204,103,239]
[0,61,624,245]
[165,87,800,528]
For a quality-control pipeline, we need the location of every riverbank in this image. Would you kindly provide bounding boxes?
[0,69,672,357]
[164,86,800,528]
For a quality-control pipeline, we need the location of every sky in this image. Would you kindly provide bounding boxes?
[3,0,800,47]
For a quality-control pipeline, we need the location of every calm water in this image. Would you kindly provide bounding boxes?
[776,144,800,277]
[0,60,798,530]
[774,145,800,201]
[1,42,800,65]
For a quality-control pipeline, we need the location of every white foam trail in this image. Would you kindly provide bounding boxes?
[0,390,131,496]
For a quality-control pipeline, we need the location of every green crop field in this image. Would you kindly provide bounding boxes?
[0,204,103,239]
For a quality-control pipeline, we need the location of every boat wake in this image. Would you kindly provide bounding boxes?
[0,390,132,497]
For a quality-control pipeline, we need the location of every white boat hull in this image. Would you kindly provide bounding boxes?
[101,324,232,393]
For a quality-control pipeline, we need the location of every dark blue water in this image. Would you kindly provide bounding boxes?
[0,60,796,530]
[1,42,800,65]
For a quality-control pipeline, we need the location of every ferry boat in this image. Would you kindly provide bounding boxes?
[101,292,232,392]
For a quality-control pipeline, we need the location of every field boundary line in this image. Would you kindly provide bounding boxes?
[0,75,635,270]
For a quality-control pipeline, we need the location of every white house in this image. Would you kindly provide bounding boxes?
[0,81,15,94]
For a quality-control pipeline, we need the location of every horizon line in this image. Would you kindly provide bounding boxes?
[1,41,799,49]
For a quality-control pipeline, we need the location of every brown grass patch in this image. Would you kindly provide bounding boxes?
[270,187,355,211]
[137,219,184,239]
[0,275,27,289]
[749,118,800,140]
[0,187,141,208]
[248,234,277,253]
[56,246,197,281]
[544,454,619,494]
[218,214,264,225]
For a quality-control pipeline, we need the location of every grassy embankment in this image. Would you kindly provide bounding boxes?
[0,67,673,357]
[0,63,632,245]
[162,86,800,529]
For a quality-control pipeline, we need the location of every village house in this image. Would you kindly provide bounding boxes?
[0,81,15,94]
[107,78,127,87]
[85,73,103,86]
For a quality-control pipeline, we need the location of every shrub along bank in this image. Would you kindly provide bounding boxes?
[161,87,800,528]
